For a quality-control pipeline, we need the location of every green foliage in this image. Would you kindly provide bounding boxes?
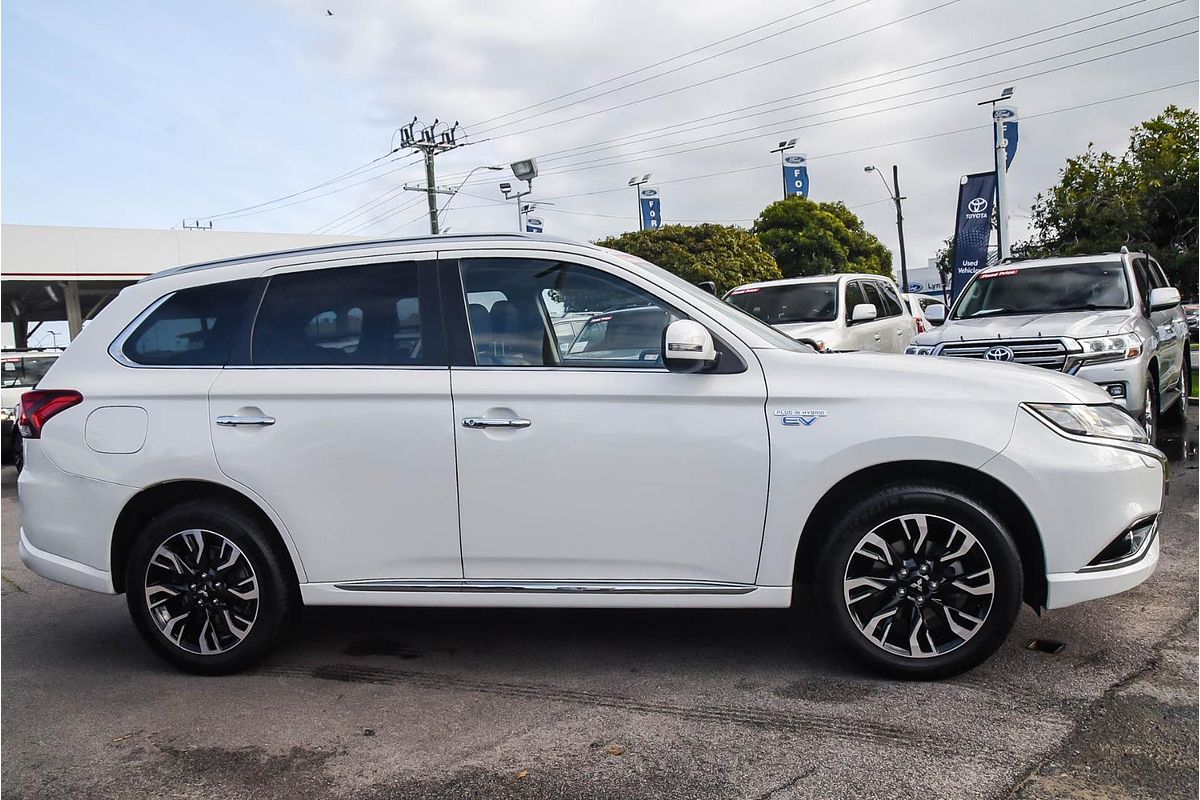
[751,196,893,279]
[595,224,782,295]
[932,235,955,285]
[1019,105,1199,298]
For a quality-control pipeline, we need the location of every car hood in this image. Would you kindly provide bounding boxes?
[757,347,1111,407]
[917,310,1134,344]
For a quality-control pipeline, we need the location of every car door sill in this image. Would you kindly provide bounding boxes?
[330,579,757,595]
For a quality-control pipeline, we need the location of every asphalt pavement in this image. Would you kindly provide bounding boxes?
[2,411,1196,800]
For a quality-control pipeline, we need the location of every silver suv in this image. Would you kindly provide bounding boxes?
[908,251,1191,441]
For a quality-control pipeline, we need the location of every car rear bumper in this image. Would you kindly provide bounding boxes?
[19,527,115,594]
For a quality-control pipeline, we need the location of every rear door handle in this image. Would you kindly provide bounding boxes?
[462,417,531,430]
[216,415,276,426]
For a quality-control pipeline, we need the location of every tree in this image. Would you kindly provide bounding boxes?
[1020,105,1198,298]
[595,223,782,295]
[752,196,893,279]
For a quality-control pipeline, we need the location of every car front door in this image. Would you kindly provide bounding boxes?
[876,281,916,352]
[209,254,463,584]
[443,251,770,585]
[856,281,892,352]
[1143,258,1186,398]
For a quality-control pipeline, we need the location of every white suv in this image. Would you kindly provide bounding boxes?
[724,274,917,353]
[17,234,1165,678]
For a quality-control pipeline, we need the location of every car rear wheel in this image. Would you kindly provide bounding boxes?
[816,484,1023,680]
[126,501,295,674]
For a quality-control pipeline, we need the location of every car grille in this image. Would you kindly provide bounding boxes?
[937,339,1069,371]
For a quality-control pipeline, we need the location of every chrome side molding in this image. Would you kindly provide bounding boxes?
[331,579,756,595]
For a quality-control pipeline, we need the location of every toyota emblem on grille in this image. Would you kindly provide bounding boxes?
[984,345,1015,362]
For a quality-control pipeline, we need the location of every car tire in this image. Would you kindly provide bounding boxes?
[815,483,1023,680]
[125,501,296,674]
[1163,357,1191,428]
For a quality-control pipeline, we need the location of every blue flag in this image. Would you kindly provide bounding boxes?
[782,153,809,198]
[639,187,662,230]
[951,172,997,301]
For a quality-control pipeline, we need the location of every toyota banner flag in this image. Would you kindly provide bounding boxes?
[994,105,1018,169]
[639,187,662,230]
[950,172,998,301]
[525,216,544,234]
[782,153,809,198]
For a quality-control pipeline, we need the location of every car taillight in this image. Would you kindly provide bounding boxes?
[915,319,927,333]
[18,390,83,439]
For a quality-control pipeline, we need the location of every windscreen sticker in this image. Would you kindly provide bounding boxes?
[978,269,1018,279]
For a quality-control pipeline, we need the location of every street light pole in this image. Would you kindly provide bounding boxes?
[628,174,652,230]
[978,87,1015,260]
[865,164,909,291]
[769,138,797,200]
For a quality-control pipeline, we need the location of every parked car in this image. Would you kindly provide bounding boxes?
[907,252,1190,442]
[1183,302,1198,343]
[2,349,61,470]
[19,234,1164,679]
[900,292,947,335]
[724,274,917,353]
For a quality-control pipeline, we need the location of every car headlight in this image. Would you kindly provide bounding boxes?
[1075,332,1141,363]
[905,345,934,355]
[1026,403,1149,444]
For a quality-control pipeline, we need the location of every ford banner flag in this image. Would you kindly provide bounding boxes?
[639,187,662,230]
[783,153,809,198]
[950,172,997,301]
[994,105,1018,169]
[525,216,544,234]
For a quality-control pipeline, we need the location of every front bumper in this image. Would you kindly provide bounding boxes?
[982,407,1164,610]
[1074,357,1149,415]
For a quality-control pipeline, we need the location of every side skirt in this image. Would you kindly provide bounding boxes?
[300,581,792,609]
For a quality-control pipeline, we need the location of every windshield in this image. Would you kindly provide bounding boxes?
[601,250,812,352]
[953,263,1131,319]
[724,282,838,324]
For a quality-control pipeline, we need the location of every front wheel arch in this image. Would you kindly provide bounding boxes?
[792,461,1046,610]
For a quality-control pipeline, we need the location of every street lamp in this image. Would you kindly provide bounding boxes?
[864,164,909,291]
[770,139,797,200]
[978,87,1015,259]
[629,174,652,230]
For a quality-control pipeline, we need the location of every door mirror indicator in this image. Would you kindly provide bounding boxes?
[925,304,946,325]
[850,303,878,324]
[1149,287,1180,311]
[662,320,717,372]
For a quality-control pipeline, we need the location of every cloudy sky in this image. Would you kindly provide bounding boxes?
[3,0,1197,277]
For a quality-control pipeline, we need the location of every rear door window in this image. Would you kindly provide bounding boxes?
[860,282,888,317]
[876,282,904,317]
[252,262,430,366]
[121,279,257,366]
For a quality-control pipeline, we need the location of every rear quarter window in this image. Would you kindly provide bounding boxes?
[120,279,258,366]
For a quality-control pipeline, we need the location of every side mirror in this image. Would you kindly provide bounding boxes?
[662,319,717,373]
[925,304,946,325]
[1149,286,1181,311]
[850,303,877,324]
[697,280,717,295]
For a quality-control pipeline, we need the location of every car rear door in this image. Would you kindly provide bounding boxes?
[209,253,462,584]
[442,249,770,585]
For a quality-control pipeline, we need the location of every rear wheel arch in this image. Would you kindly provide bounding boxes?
[110,480,301,596]
[792,460,1046,610]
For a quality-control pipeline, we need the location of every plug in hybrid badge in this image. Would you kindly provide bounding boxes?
[775,409,827,426]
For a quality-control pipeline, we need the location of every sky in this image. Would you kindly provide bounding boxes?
[3,0,1198,302]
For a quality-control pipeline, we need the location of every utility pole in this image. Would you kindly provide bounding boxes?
[864,164,909,290]
[396,117,463,235]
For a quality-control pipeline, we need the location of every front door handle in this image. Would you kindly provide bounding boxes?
[216,415,276,426]
[462,417,531,430]
[873,334,882,341]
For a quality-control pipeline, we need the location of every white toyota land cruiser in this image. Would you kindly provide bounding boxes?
[17,234,1165,678]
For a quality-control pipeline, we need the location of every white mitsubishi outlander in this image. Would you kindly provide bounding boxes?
[17,234,1165,678]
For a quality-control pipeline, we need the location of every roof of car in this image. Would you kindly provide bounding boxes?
[143,232,599,282]
[728,273,893,292]
[977,252,1137,276]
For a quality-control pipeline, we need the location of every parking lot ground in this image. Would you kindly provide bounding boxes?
[2,411,1196,800]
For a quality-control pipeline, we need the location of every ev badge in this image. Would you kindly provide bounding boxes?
[774,409,827,426]
[967,197,988,213]
[984,345,1015,362]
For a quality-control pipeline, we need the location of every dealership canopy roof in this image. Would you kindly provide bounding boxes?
[1,224,365,340]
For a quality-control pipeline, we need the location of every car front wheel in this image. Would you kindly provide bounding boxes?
[126,501,295,674]
[816,484,1023,680]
